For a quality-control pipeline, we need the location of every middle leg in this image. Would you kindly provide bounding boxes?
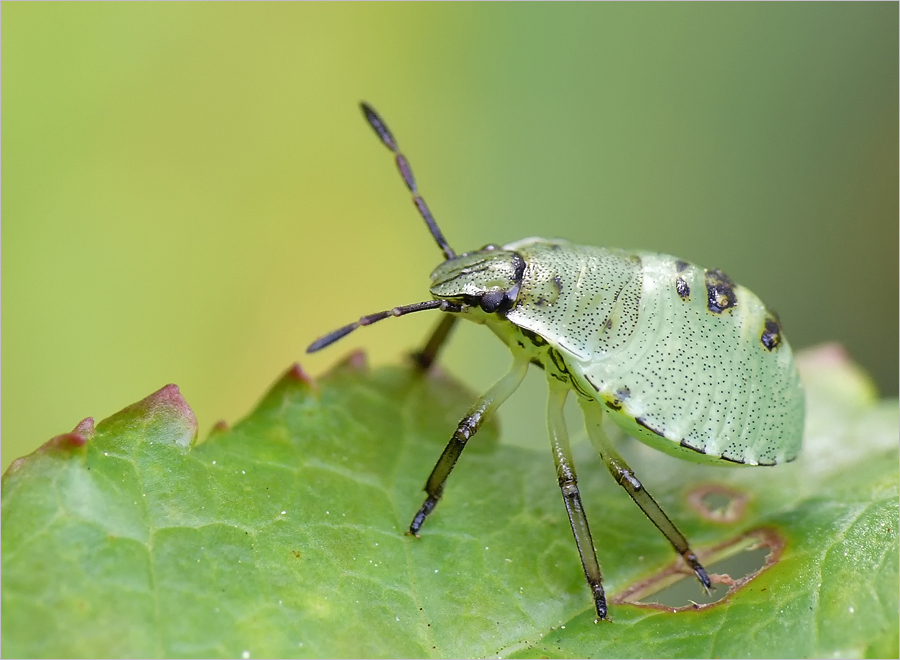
[547,380,608,620]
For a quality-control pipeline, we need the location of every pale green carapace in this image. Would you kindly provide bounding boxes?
[308,103,806,621]
[438,238,805,467]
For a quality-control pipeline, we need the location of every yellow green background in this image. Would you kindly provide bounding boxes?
[3,3,897,471]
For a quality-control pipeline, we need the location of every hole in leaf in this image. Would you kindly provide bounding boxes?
[613,528,783,611]
[687,484,748,523]
[640,545,770,607]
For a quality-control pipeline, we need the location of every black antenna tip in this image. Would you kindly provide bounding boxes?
[306,322,359,353]
[360,101,397,152]
[307,300,445,353]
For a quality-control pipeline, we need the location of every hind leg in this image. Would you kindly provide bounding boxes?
[578,398,711,591]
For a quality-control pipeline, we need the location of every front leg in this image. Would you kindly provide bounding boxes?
[409,355,529,534]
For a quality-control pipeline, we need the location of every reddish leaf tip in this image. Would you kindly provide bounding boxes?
[3,424,92,479]
[285,362,317,387]
[142,384,197,427]
[113,384,198,448]
[796,342,878,404]
[39,432,88,453]
[272,363,318,393]
[796,342,851,370]
[337,349,369,372]
[72,417,95,436]
[196,419,230,447]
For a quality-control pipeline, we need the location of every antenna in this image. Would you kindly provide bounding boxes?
[306,299,461,354]
[360,102,456,260]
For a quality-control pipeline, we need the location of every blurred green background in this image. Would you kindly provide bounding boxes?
[3,3,897,471]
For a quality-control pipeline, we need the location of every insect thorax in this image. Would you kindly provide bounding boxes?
[439,238,644,397]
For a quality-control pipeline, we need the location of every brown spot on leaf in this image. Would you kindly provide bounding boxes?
[687,484,748,523]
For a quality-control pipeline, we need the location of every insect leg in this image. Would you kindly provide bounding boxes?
[547,381,608,620]
[411,314,459,370]
[578,399,712,593]
[409,355,529,535]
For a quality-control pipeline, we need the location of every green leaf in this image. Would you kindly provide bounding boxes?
[3,345,898,658]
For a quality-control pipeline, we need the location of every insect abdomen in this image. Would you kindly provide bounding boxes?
[501,240,804,466]
[582,253,803,465]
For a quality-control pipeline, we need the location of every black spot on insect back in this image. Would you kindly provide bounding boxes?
[675,260,690,273]
[705,269,737,314]
[760,315,782,351]
[675,277,690,301]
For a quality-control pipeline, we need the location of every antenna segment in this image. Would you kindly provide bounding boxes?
[306,299,461,353]
[360,102,456,260]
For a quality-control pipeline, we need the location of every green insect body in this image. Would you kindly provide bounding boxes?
[436,238,804,467]
[308,103,805,621]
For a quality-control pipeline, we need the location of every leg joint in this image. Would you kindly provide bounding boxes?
[610,461,642,491]
[624,472,642,491]
[455,416,478,442]
[558,477,579,498]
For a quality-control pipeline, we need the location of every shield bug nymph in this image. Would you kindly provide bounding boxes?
[307,103,805,620]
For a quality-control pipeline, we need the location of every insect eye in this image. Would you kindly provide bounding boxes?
[481,244,502,252]
[479,290,506,313]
